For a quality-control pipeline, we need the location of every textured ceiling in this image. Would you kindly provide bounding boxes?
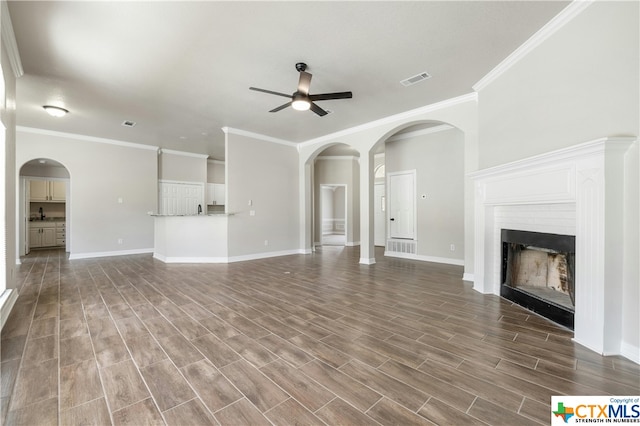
[9,1,570,160]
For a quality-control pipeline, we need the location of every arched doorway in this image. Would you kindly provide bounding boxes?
[368,121,465,264]
[18,159,71,256]
[311,143,360,249]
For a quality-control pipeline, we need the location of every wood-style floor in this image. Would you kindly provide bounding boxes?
[2,247,638,425]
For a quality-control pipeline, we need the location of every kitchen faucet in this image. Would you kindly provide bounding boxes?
[197,204,202,215]
[38,207,45,220]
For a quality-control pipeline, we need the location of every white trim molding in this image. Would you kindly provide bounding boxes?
[471,136,636,359]
[1,1,23,78]
[386,124,454,143]
[473,0,593,91]
[0,289,19,330]
[69,248,153,260]
[299,92,477,148]
[159,149,209,159]
[222,127,297,148]
[17,126,160,151]
[385,251,465,267]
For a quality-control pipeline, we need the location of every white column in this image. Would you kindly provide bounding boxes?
[359,150,375,264]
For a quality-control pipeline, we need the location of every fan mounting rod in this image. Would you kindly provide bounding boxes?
[295,62,307,72]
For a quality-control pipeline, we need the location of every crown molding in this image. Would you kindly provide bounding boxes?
[17,126,159,151]
[315,155,359,161]
[1,1,23,78]
[473,0,593,92]
[159,148,209,159]
[468,136,636,180]
[299,92,477,148]
[222,126,296,148]
[386,124,454,143]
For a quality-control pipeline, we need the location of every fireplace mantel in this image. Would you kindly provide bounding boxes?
[470,137,635,358]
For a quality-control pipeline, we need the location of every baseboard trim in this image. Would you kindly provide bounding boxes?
[227,249,304,263]
[620,342,640,365]
[462,272,474,282]
[0,289,19,331]
[153,254,228,264]
[346,241,360,247]
[359,257,376,265]
[385,251,464,266]
[69,248,154,260]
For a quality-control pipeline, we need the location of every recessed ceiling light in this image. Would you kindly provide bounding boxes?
[38,159,46,164]
[122,120,136,127]
[179,136,187,140]
[43,105,69,117]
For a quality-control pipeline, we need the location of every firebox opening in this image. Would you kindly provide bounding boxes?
[500,229,575,330]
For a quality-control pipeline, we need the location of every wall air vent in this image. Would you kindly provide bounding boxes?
[121,120,136,127]
[400,72,431,87]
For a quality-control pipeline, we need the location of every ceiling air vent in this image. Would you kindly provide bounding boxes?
[400,72,431,87]
[121,120,136,127]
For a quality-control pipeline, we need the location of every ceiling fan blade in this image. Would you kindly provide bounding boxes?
[249,87,292,98]
[309,91,353,101]
[269,102,292,113]
[310,102,328,117]
[297,71,312,95]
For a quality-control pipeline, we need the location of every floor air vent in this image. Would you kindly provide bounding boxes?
[386,239,417,255]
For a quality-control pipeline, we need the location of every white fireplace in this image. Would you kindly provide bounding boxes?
[471,137,635,358]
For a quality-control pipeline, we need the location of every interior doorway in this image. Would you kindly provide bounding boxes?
[388,170,416,240]
[320,184,347,246]
[18,159,70,256]
[374,183,386,246]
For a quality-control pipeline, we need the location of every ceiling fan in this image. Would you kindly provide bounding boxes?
[250,63,352,117]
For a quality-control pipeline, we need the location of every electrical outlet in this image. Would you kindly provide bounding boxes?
[248,200,252,206]
[450,244,455,251]
[264,240,269,246]
[250,210,255,216]
[118,238,123,245]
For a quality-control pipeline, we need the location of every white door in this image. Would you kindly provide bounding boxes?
[388,171,415,239]
[374,183,385,246]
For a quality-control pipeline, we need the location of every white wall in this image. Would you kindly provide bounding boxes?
[385,127,465,261]
[225,131,299,258]
[314,157,360,245]
[17,129,158,257]
[159,150,207,183]
[2,31,17,291]
[207,160,225,184]
[478,1,639,168]
[477,1,639,360]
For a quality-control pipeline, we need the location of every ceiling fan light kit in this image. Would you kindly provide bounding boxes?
[250,62,352,117]
[291,93,311,111]
[43,105,69,117]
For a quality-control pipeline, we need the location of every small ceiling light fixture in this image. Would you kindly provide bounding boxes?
[43,105,69,117]
[291,93,311,111]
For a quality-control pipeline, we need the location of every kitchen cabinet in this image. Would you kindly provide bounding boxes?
[206,183,225,206]
[56,222,66,246]
[158,182,204,215]
[29,222,57,248]
[30,179,66,202]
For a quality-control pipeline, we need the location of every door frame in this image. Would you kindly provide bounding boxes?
[319,184,348,246]
[386,169,417,240]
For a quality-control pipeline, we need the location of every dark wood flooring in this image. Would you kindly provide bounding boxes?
[2,246,638,425]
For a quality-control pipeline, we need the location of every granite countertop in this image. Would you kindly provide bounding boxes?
[29,217,66,222]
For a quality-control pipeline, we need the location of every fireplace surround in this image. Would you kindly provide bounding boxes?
[471,137,635,358]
